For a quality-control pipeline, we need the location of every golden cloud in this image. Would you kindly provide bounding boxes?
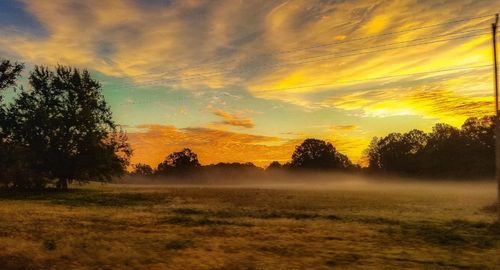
[326,85,493,126]
[1,0,496,166]
[213,109,254,128]
[331,125,359,132]
[0,0,493,106]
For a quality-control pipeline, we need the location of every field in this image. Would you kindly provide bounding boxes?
[0,177,499,269]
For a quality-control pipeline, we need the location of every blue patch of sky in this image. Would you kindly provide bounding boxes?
[133,0,174,11]
[0,0,46,37]
[96,74,214,128]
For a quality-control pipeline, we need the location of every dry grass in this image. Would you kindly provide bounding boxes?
[0,180,498,269]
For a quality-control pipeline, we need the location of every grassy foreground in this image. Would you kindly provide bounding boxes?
[0,180,499,269]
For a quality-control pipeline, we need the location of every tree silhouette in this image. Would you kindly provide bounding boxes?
[460,116,495,177]
[366,116,495,178]
[422,123,464,176]
[131,163,154,177]
[0,60,24,188]
[367,130,428,174]
[266,161,283,170]
[290,138,352,170]
[157,148,200,175]
[5,65,131,189]
[0,60,23,91]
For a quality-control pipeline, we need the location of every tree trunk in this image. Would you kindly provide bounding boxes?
[57,177,68,190]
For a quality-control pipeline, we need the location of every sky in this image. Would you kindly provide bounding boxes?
[0,0,499,167]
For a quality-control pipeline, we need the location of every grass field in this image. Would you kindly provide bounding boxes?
[0,177,499,269]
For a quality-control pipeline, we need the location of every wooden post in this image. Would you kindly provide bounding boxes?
[492,14,499,219]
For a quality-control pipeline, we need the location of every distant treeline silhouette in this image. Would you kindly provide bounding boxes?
[130,138,357,179]
[366,116,495,178]
[132,117,495,180]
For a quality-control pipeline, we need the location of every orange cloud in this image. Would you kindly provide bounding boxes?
[128,124,294,167]
[127,124,365,167]
[213,109,254,128]
[331,125,358,132]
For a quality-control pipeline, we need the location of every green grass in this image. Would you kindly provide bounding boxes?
[0,188,168,207]
[0,181,498,269]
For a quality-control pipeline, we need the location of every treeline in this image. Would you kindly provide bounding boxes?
[132,115,496,181]
[0,60,131,190]
[130,138,356,179]
[366,116,495,178]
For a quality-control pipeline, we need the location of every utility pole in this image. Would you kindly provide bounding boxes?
[493,13,499,219]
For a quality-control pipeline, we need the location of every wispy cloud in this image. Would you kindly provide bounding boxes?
[331,125,359,132]
[213,109,254,128]
[1,0,494,107]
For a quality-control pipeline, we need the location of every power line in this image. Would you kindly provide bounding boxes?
[132,27,489,83]
[271,32,488,67]
[126,13,495,80]
[103,31,489,90]
[251,65,491,93]
[267,15,493,55]
[107,31,489,89]
[113,64,491,105]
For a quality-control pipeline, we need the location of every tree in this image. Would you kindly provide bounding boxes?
[367,130,428,174]
[5,65,131,189]
[0,60,24,188]
[156,148,200,175]
[0,60,23,91]
[460,116,495,177]
[266,161,283,170]
[131,163,154,177]
[422,123,465,177]
[290,138,352,170]
[365,116,495,178]
[366,137,381,170]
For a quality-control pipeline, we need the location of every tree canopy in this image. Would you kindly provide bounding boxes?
[266,161,283,170]
[1,64,131,189]
[156,148,200,175]
[366,116,495,178]
[132,163,154,177]
[0,60,23,91]
[290,138,352,170]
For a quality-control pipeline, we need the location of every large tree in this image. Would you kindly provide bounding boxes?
[290,138,352,170]
[157,148,200,175]
[5,65,131,189]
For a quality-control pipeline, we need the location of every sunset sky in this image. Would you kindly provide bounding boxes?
[1,0,499,167]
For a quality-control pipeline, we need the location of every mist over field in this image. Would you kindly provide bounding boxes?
[2,175,498,269]
[120,172,496,193]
